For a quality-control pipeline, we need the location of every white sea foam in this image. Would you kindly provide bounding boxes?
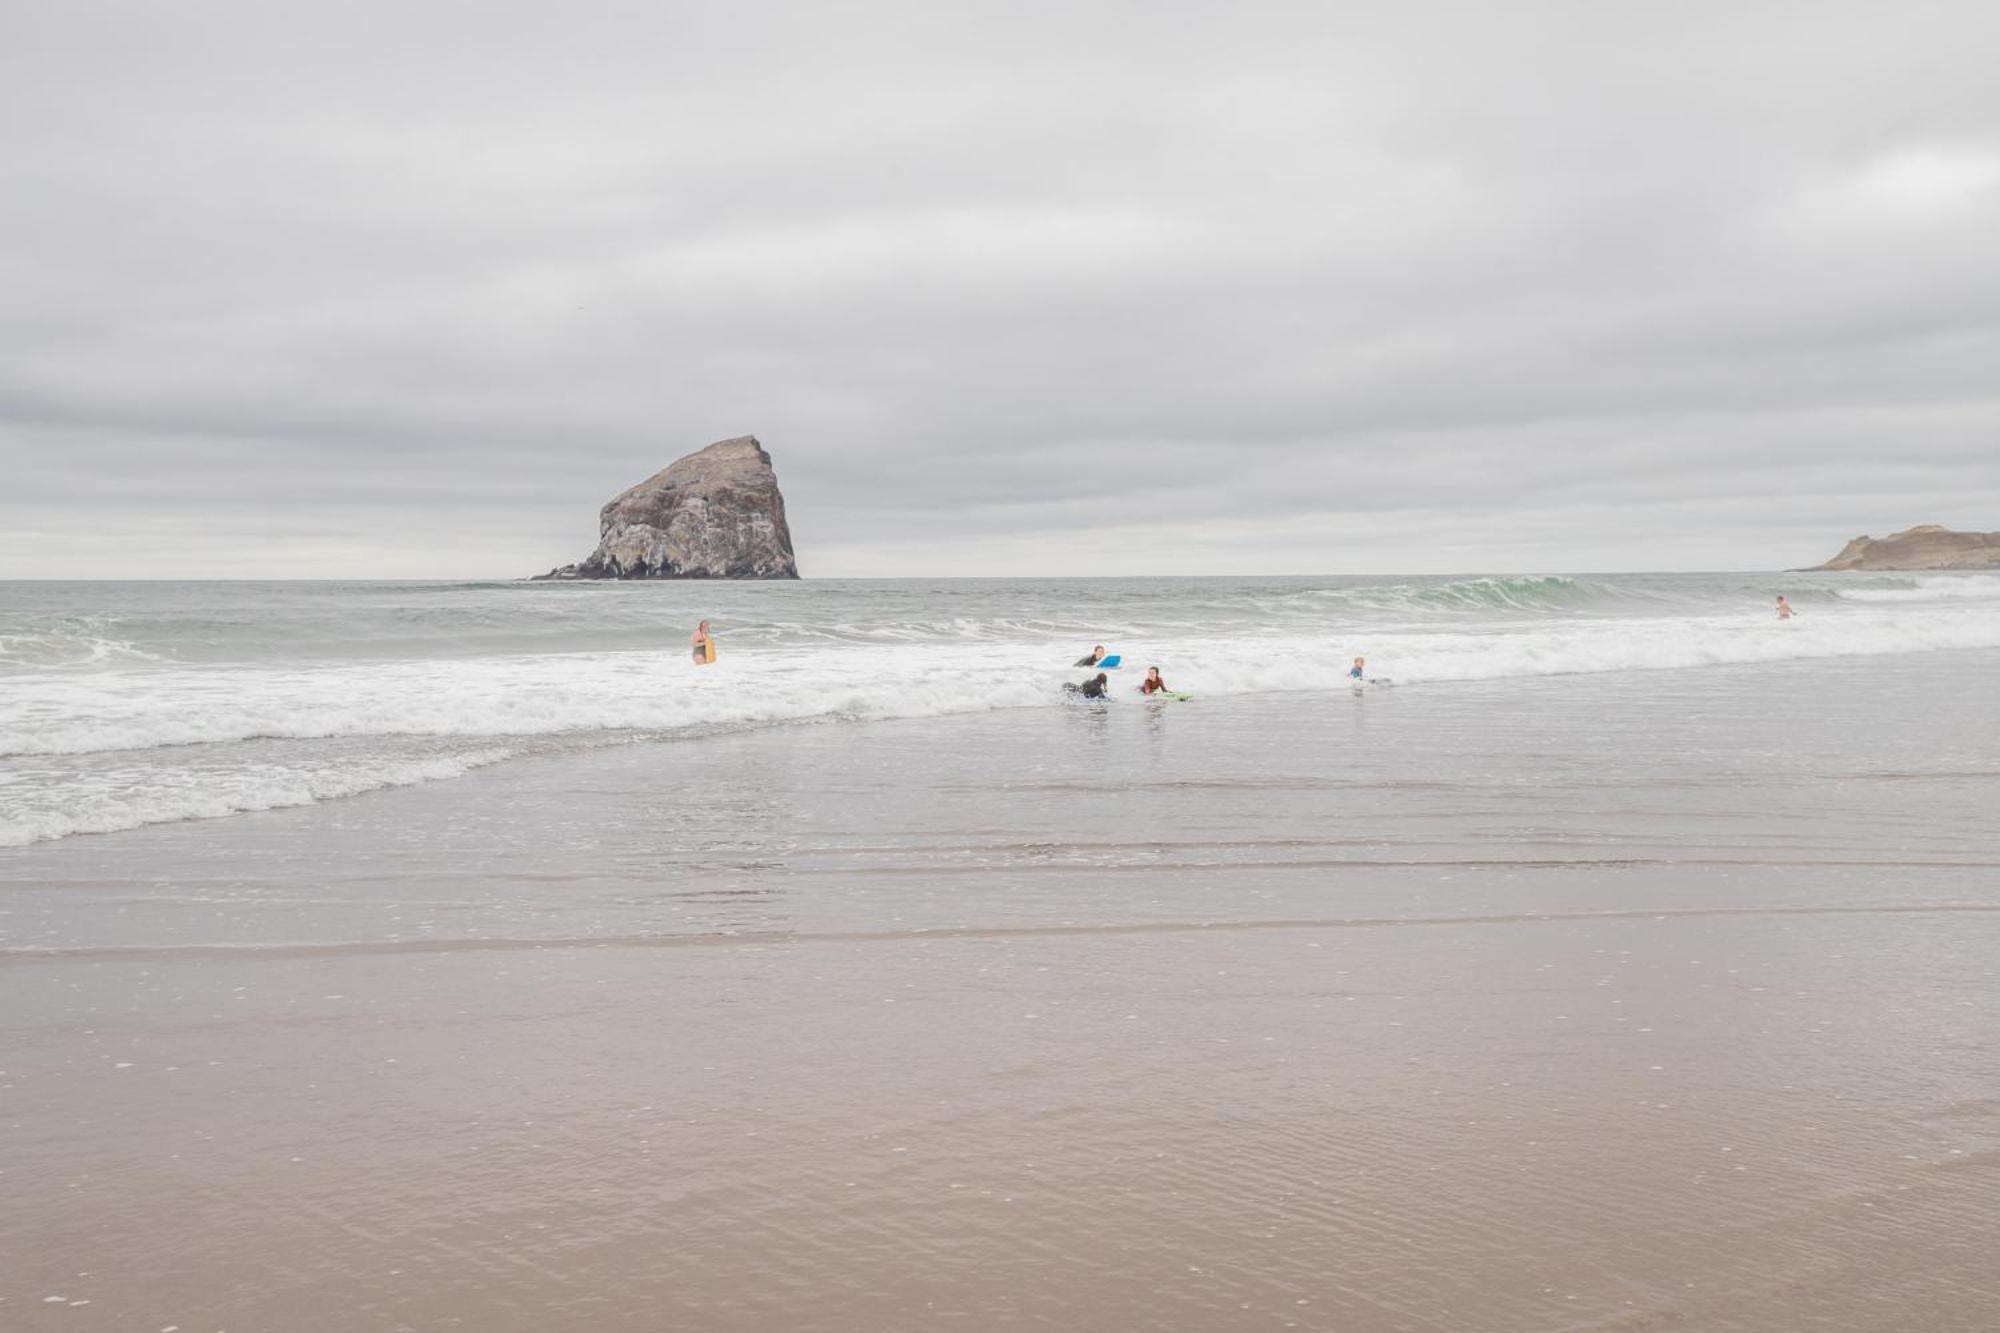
[0,628,167,669]
[0,746,515,848]
[6,603,1998,762]
[1833,573,2000,602]
[3,574,1998,846]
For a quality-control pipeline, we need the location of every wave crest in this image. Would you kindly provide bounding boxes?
[1304,575,1610,614]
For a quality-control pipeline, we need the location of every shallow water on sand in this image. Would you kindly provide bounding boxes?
[8,571,2000,847]
[2,651,1998,1330]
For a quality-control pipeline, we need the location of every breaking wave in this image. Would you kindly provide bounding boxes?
[0,622,168,669]
[4,571,1999,846]
[1833,574,2000,603]
[1300,575,1622,614]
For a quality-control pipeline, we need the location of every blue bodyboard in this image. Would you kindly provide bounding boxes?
[1096,654,1122,669]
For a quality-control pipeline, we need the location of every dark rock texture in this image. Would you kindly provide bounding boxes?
[1811,524,2000,571]
[536,436,799,580]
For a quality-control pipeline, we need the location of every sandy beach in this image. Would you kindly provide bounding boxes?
[5,643,1998,1331]
[11,1,2000,1324]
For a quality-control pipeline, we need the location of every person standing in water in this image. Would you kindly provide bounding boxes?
[691,619,716,664]
[1139,666,1170,696]
[1349,656,1366,682]
[1776,595,1794,620]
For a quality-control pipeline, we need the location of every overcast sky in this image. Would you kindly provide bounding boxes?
[3,2,1997,577]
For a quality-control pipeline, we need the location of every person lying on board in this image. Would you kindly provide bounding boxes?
[1075,644,1108,666]
[1139,666,1171,696]
[1064,673,1111,699]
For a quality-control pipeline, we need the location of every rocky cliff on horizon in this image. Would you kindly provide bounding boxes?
[1811,524,2000,571]
[535,436,799,580]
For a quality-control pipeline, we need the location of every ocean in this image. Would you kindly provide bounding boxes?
[4,574,1999,1331]
[6,571,1999,848]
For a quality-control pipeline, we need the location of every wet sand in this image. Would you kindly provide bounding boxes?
[4,653,1999,1331]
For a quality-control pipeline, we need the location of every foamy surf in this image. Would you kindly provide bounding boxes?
[1832,573,2000,602]
[0,744,517,848]
[4,572,1997,846]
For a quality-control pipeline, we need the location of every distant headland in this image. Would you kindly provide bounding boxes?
[1809,524,2000,572]
[535,435,800,580]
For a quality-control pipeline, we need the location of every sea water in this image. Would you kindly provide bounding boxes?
[4,577,2000,1331]
[4,571,2000,846]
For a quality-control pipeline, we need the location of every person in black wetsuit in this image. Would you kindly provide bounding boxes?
[1075,645,1107,667]
[1065,672,1110,699]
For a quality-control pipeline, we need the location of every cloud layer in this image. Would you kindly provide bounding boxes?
[4,1,1997,576]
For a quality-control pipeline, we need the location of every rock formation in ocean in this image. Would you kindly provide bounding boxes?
[536,435,799,580]
[1810,525,2000,571]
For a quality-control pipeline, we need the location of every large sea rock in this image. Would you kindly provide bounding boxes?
[536,436,799,580]
[1810,524,2000,571]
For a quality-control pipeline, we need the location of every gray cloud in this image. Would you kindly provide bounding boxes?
[3,1,1997,577]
